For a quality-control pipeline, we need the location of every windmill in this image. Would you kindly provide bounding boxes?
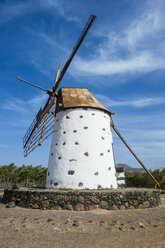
[17,15,160,189]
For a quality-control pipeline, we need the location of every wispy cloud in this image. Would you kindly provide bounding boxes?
[43,0,80,23]
[95,94,165,108]
[72,3,165,77]
[0,0,80,26]
[0,1,35,25]
[2,93,47,115]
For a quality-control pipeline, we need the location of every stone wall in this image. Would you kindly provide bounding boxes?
[3,188,160,211]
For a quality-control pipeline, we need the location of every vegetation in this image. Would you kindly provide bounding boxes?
[0,163,47,188]
[125,169,165,189]
[0,164,164,189]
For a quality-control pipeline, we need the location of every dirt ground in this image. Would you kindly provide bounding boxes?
[0,191,165,248]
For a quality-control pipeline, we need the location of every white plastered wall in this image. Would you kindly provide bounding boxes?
[116,172,126,187]
[46,108,117,189]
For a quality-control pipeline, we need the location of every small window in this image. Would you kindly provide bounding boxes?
[78,182,83,187]
[58,156,61,160]
[48,171,50,176]
[102,128,106,131]
[80,115,83,118]
[84,126,88,129]
[56,143,58,146]
[66,116,70,119]
[75,142,79,145]
[92,113,95,116]
[107,149,110,152]
[73,130,77,133]
[94,172,98,175]
[54,182,58,186]
[101,137,105,140]
[84,152,89,156]
[51,153,53,156]
[100,153,104,156]
[63,131,66,134]
[56,119,58,122]
[63,142,66,145]
[108,167,111,171]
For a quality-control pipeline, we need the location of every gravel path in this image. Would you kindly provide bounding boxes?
[0,192,165,248]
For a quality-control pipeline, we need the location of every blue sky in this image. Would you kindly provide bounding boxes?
[0,0,165,169]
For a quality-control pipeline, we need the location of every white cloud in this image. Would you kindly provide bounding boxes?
[72,5,165,77]
[44,0,80,23]
[0,1,35,25]
[94,94,165,108]
[0,0,80,26]
[2,93,47,115]
[74,52,165,76]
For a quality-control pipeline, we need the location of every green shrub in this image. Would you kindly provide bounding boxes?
[125,169,165,189]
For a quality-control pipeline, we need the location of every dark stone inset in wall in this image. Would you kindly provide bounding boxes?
[69,159,77,162]
[68,170,75,175]
[78,182,83,187]
[84,127,88,129]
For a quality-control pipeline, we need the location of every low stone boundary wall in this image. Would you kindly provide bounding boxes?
[3,188,160,211]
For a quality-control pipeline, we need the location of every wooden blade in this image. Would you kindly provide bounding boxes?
[53,58,62,88]
[16,77,49,93]
[23,102,55,157]
[53,14,96,93]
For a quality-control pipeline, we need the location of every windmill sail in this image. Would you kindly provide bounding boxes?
[23,102,55,157]
[22,14,96,157]
[53,14,96,92]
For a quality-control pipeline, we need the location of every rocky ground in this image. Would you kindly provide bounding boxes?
[0,191,165,248]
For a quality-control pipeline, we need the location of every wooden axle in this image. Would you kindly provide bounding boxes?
[110,120,160,188]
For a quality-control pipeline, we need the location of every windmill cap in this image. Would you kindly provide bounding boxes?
[55,87,115,115]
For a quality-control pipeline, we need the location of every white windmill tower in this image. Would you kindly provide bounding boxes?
[46,87,117,189]
[17,15,160,189]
